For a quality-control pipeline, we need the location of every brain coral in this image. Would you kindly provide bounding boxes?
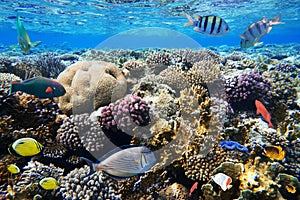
[57,61,127,115]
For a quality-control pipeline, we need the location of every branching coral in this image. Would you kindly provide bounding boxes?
[59,165,121,200]
[224,70,272,110]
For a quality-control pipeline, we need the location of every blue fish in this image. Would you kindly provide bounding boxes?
[219,141,249,153]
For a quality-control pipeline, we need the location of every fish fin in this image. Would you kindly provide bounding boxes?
[80,157,96,175]
[268,122,274,129]
[9,44,19,50]
[10,81,23,94]
[270,14,285,25]
[102,171,131,180]
[266,26,272,34]
[99,145,141,162]
[239,34,246,40]
[227,184,233,190]
[193,14,200,19]
[193,27,200,32]
[254,42,263,46]
[30,41,42,48]
[184,13,194,26]
[261,17,268,23]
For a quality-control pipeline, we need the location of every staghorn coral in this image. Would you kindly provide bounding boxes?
[146,51,171,66]
[34,52,66,79]
[158,65,191,94]
[59,165,121,200]
[0,73,21,87]
[184,60,223,86]
[57,60,127,115]
[170,49,221,70]
[79,49,144,66]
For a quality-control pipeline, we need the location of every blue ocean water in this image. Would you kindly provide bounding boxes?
[0,0,299,49]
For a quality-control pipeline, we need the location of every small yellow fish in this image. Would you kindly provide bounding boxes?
[39,177,59,190]
[286,184,296,194]
[7,164,20,174]
[10,16,41,53]
[263,145,285,161]
[8,137,43,157]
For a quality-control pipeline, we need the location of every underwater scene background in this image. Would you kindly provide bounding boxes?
[0,0,299,200]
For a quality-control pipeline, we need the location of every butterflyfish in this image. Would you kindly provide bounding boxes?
[39,177,59,190]
[10,16,41,53]
[7,164,20,174]
[10,77,66,98]
[184,13,230,36]
[263,145,285,161]
[211,173,233,191]
[286,184,296,194]
[240,14,284,48]
[81,145,156,180]
[8,137,43,157]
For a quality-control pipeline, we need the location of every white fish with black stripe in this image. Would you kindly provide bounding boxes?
[81,145,156,180]
[184,13,230,36]
[240,14,284,48]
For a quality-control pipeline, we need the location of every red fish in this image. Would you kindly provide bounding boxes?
[255,100,274,128]
[189,182,198,196]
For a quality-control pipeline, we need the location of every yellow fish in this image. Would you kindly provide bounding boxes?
[39,177,59,190]
[8,137,43,157]
[286,184,296,194]
[263,145,285,161]
[7,164,20,174]
[10,16,41,53]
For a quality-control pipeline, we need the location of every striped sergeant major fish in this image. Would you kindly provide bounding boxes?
[240,14,284,48]
[184,13,230,36]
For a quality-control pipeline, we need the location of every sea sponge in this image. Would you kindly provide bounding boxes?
[57,61,127,115]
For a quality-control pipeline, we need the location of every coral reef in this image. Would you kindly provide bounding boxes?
[0,45,299,200]
[224,70,272,110]
[57,61,127,115]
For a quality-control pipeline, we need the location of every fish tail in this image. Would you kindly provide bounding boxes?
[10,81,23,94]
[80,157,96,174]
[270,14,285,25]
[184,13,194,26]
[268,122,274,129]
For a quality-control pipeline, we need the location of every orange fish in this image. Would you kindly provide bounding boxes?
[189,182,198,196]
[255,100,274,128]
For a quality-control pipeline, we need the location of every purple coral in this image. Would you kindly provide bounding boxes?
[225,70,272,110]
[275,63,296,73]
[98,95,150,133]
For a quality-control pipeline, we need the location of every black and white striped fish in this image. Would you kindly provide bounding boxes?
[240,14,284,48]
[184,13,230,36]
